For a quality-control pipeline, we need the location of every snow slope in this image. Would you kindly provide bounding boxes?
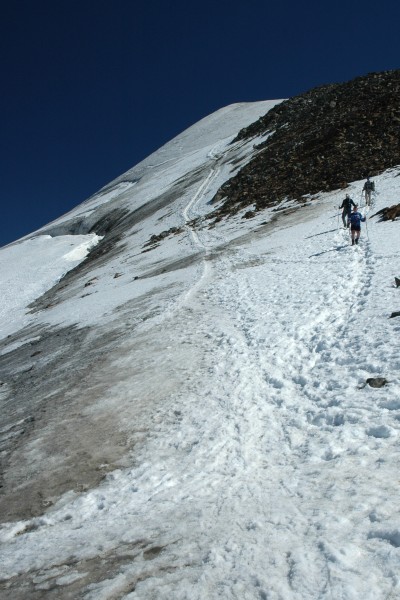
[0,233,102,342]
[1,100,400,599]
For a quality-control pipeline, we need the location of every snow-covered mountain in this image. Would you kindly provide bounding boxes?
[1,79,400,600]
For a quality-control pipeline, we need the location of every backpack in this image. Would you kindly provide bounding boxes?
[365,180,375,191]
[350,212,362,227]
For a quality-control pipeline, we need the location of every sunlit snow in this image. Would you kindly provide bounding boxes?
[0,100,400,599]
[0,233,102,341]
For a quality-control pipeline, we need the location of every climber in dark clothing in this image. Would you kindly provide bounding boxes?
[339,194,356,228]
[363,177,375,206]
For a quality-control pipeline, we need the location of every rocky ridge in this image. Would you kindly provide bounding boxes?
[212,70,400,216]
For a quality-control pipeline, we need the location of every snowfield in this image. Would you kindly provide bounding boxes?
[0,100,400,599]
[0,233,102,342]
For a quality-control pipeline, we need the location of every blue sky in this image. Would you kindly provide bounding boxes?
[1,0,399,246]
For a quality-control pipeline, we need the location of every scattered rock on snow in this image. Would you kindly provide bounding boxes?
[366,377,388,388]
[242,210,256,219]
[142,226,184,250]
[84,277,98,288]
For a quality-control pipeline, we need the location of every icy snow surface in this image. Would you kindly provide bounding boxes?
[0,233,102,342]
[1,100,400,599]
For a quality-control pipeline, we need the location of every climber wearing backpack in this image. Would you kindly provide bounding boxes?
[339,194,356,228]
[363,176,375,206]
[349,205,366,245]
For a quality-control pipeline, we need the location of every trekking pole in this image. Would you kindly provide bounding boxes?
[365,215,369,241]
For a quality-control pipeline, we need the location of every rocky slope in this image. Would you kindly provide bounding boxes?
[212,70,400,216]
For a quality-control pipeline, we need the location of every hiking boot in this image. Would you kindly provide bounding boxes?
[355,239,359,244]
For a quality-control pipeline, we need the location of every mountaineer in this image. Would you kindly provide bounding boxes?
[339,194,356,228]
[363,176,375,206]
[349,205,366,245]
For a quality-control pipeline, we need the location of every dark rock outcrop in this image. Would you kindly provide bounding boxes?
[212,70,400,216]
[372,203,400,222]
[142,226,183,251]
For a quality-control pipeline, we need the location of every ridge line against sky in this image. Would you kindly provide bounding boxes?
[1,0,399,247]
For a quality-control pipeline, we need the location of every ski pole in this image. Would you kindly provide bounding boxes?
[365,215,369,241]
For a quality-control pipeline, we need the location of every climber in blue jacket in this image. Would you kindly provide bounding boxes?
[349,205,366,245]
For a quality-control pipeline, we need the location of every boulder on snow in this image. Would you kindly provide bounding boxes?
[366,377,388,388]
[372,204,400,222]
